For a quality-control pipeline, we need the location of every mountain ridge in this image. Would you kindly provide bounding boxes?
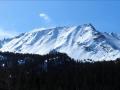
[0,24,120,61]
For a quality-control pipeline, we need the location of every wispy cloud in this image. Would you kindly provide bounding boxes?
[39,13,51,22]
[0,28,18,39]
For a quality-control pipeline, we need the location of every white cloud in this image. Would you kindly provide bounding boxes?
[0,28,18,39]
[39,13,51,22]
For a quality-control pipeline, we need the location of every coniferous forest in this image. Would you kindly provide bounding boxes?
[0,51,120,90]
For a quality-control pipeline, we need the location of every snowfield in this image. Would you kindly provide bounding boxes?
[0,24,120,61]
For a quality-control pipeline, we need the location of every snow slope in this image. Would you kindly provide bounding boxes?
[0,24,120,61]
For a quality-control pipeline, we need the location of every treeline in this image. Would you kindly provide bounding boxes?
[0,51,120,90]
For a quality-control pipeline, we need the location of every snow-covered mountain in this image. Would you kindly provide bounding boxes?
[0,24,120,61]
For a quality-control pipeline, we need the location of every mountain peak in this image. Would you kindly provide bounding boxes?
[81,23,96,31]
[0,24,120,61]
[29,24,96,34]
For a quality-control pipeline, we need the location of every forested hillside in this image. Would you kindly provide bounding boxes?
[0,52,120,90]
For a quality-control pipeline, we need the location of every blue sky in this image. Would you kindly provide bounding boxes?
[0,1,120,38]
